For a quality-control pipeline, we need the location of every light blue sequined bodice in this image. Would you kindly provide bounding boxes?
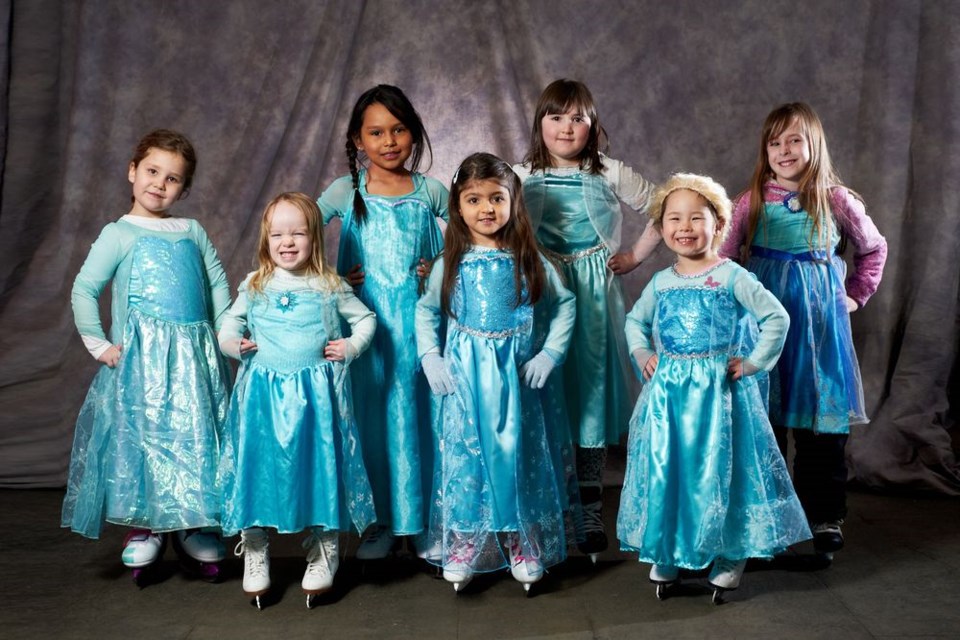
[247,289,341,372]
[656,287,738,357]
[452,251,533,337]
[346,196,438,283]
[128,236,208,323]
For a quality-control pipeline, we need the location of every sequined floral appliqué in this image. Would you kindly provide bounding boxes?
[275,291,298,312]
[783,192,802,213]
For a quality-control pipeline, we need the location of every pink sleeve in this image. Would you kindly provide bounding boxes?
[720,192,751,261]
[830,187,887,307]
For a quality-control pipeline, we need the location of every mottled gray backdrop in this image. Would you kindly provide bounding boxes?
[1,0,957,492]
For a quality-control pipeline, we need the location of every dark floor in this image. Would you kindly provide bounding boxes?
[2,486,959,639]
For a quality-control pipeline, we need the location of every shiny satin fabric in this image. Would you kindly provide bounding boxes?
[62,237,231,538]
[337,190,444,535]
[423,250,571,574]
[618,282,810,568]
[523,171,632,446]
[748,244,867,434]
[218,288,374,536]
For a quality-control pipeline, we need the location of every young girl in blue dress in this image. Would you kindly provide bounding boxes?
[318,85,447,559]
[416,152,577,594]
[720,103,887,559]
[514,79,661,559]
[618,173,810,603]
[219,193,376,609]
[62,129,232,583]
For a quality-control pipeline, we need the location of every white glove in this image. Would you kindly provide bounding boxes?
[519,351,557,389]
[422,353,455,395]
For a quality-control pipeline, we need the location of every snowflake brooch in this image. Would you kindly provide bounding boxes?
[275,291,298,312]
[783,192,802,213]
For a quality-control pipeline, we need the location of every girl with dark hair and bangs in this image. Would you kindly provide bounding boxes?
[317,85,448,561]
[415,152,577,595]
[514,79,661,562]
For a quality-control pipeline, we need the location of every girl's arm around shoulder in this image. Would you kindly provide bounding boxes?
[730,264,789,372]
[188,219,232,330]
[217,273,254,360]
[335,277,377,360]
[719,192,751,261]
[830,187,887,308]
[415,257,445,359]
[538,254,576,361]
[72,222,127,355]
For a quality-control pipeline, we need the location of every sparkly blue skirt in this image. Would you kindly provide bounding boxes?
[423,328,571,574]
[617,353,811,568]
[61,309,231,539]
[219,360,374,536]
[747,247,866,433]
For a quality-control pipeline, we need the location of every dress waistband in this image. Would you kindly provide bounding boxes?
[541,242,607,264]
[750,246,832,262]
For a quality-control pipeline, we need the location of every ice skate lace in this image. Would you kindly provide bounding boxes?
[303,532,334,578]
[447,540,475,566]
[812,520,844,535]
[508,535,542,566]
[581,501,604,534]
[234,538,268,578]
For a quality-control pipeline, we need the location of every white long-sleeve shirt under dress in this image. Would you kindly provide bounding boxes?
[217,269,378,536]
[617,260,811,568]
[62,214,232,539]
[513,155,660,447]
[414,247,580,574]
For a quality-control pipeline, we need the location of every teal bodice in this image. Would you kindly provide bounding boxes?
[128,236,208,324]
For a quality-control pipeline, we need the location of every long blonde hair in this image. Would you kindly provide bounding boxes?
[745,102,850,251]
[247,192,340,295]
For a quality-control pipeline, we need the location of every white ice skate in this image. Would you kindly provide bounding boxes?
[235,527,270,609]
[707,557,746,605]
[172,529,224,582]
[302,529,339,608]
[442,538,476,593]
[507,534,543,596]
[121,529,166,586]
[648,564,680,600]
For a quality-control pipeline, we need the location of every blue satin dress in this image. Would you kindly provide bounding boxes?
[62,235,231,539]
[416,248,577,574]
[618,261,810,568]
[218,280,375,536]
[318,172,447,535]
[522,171,631,447]
[747,197,866,433]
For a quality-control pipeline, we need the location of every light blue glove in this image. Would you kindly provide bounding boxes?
[422,352,455,395]
[520,350,557,389]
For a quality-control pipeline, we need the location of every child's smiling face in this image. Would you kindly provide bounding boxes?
[127,148,188,218]
[660,189,721,267]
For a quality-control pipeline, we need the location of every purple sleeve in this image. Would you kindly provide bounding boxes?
[830,187,887,307]
[720,192,751,262]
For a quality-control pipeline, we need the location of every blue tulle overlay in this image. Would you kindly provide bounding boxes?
[747,247,866,433]
[618,285,810,568]
[62,238,231,539]
[218,287,375,536]
[423,251,574,574]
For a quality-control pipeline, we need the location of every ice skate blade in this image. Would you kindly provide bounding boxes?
[711,587,734,605]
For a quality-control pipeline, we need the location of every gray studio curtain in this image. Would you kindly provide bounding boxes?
[1,0,957,492]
